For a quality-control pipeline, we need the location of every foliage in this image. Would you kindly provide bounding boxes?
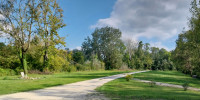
[82,27,125,70]
[182,82,189,91]
[0,0,42,75]
[72,50,84,64]
[66,65,76,73]
[122,39,173,70]
[125,74,133,81]
[172,0,200,77]
[36,0,66,69]
[0,68,17,76]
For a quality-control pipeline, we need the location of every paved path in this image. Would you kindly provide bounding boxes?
[0,71,148,100]
[133,78,200,91]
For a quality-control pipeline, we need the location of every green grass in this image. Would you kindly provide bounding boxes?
[134,71,200,88]
[0,70,135,95]
[96,78,200,100]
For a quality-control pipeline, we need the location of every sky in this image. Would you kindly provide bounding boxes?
[58,0,116,50]
[1,0,192,51]
[58,0,193,51]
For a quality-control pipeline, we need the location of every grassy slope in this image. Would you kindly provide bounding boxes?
[97,78,200,100]
[134,71,200,88]
[0,70,135,95]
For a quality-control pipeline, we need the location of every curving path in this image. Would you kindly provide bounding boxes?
[133,78,200,91]
[0,71,148,100]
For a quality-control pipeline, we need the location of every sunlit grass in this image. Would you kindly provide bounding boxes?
[0,70,135,95]
[134,71,200,88]
[97,78,200,100]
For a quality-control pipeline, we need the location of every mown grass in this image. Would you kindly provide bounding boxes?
[96,78,200,100]
[0,70,135,95]
[134,71,200,88]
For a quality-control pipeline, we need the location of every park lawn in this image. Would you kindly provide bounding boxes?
[96,78,200,100]
[134,71,200,88]
[0,70,135,95]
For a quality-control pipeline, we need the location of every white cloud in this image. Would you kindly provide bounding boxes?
[149,41,170,51]
[91,0,192,50]
[75,46,82,50]
[0,14,4,20]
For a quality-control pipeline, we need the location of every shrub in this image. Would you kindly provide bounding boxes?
[3,76,13,80]
[125,74,133,81]
[119,63,129,70]
[182,82,189,91]
[15,67,24,74]
[75,64,86,71]
[149,81,156,87]
[0,68,17,76]
[66,65,76,73]
[0,68,5,76]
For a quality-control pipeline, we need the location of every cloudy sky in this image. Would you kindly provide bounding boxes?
[90,0,192,50]
[3,0,187,51]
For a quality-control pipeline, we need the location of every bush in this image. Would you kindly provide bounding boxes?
[66,65,76,73]
[149,81,156,87]
[182,82,189,91]
[119,63,129,70]
[0,68,5,76]
[125,74,133,81]
[75,64,86,71]
[0,68,17,76]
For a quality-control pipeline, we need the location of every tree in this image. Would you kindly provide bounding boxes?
[82,36,92,60]
[123,38,138,69]
[72,49,84,64]
[134,41,144,69]
[0,0,40,75]
[82,27,125,69]
[143,43,152,69]
[37,0,66,69]
[172,0,200,76]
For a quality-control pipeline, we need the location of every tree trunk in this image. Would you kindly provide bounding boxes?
[20,50,28,76]
[43,42,48,69]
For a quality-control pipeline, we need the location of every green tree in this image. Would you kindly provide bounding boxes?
[123,39,138,69]
[172,0,200,76]
[82,27,125,69]
[37,0,66,69]
[82,37,92,60]
[0,0,40,75]
[143,43,152,69]
[72,50,84,64]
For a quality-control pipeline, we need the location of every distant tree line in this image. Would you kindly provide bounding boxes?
[82,27,174,71]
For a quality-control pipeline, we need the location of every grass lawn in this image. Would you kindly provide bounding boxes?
[0,70,135,95]
[96,78,200,100]
[134,71,200,88]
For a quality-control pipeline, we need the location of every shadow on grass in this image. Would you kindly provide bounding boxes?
[97,79,200,100]
[134,71,200,88]
[59,72,128,79]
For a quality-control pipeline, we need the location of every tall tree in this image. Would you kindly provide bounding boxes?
[82,36,92,60]
[172,0,200,76]
[82,27,125,69]
[143,43,152,69]
[37,0,66,69]
[0,0,40,75]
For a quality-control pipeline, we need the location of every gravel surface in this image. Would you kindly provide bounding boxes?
[133,78,200,91]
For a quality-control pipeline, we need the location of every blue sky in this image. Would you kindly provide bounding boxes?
[58,0,191,51]
[58,0,116,50]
